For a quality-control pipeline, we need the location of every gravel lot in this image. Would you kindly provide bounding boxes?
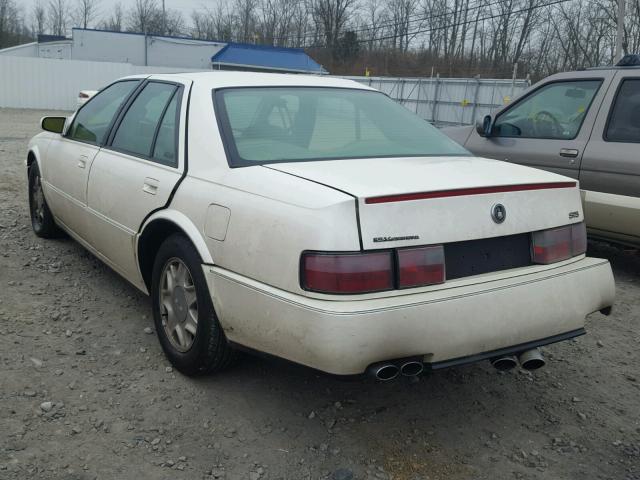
[1,107,639,480]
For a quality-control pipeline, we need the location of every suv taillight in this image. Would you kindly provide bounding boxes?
[532,222,586,264]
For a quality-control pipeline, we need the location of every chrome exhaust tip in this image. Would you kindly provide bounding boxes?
[400,360,424,377]
[490,355,518,371]
[369,363,400,381]
[518,348,545,370]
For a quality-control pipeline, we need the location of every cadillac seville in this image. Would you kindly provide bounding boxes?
[26,72,615,380]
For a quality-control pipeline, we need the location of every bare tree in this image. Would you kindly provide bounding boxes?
[101,2,123,31]
[308,0,357,51]
[290,1,309,47]
[32,0,46,35]
[360,0,387,50]
[191,7,215,39]
[163,9,184,35]
[127,0,157,33]
[235,0,258,43]
[213,2,236,41]
[2,0,636,80]
[48,0,68,36]
[257,0,299,46]
[73,0,98,29]
[387,0,420,52]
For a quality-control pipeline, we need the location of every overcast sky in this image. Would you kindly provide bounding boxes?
[20,0,219,29]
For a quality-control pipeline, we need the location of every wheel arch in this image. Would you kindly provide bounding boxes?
[27,148,40,174]
[137,210,213,292]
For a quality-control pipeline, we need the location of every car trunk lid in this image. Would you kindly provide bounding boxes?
[266,156,583,250]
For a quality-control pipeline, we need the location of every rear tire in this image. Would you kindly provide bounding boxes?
[28,162,61,238]
[151,234,238,376]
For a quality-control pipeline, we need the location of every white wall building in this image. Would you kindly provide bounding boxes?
[0,28,325,73]
[71,29,224,69]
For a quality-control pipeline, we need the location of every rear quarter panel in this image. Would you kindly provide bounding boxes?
[170,168,360,294]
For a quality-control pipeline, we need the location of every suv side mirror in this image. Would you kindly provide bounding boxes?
[41,116,66,134]
[475,115,493,138]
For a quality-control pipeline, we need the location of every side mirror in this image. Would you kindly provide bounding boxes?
[41,116,66,134]
[475,115,493,137]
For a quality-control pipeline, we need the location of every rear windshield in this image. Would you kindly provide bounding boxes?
[214,87,469,166]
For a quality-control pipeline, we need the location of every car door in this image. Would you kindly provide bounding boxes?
[43,80,141,239]
[464,73,612,179]
[580,73,640,243]
[85,80,188,282]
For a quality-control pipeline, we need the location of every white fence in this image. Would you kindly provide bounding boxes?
[345,75,530,126]
[0,56,530,125]
[0,56,203,111]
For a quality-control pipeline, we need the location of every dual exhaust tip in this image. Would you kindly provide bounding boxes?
[370,359,423,381]
[491,347,546,372]
[369,347,545,381]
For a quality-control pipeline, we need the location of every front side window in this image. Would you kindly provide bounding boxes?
[215,87,469,166]
[111,82,178,161]
[605,79,640,143]
[493,80,601,140]
[68,80,139,144]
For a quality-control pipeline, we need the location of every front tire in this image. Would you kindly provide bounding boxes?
[151,234,238,376]
[28,162,61,238]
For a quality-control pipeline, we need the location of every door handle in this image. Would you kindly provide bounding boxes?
[143,177,159,195]
[77,155,88,168]
[559,148,579,158]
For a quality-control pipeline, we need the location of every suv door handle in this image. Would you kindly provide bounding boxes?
[559,148,579,158]
[143,177,159,195]
[77,155,88,168]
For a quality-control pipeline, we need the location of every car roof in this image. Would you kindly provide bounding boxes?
[583,65,640,71]
[124,71,373,90]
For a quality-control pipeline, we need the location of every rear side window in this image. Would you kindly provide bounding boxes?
[605,79,640,143]
[68,80,139,144]
[111,82,178,162]
[151,94,179,166]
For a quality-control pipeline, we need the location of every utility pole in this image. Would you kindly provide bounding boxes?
[510,62,518,100]
[616,0,625,62]
[162,0,167,35]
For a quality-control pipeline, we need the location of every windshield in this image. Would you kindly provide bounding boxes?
[214,87,469,166]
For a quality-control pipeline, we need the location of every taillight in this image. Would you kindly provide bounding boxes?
[397,246,445,288]
[570,222,587,256]
[301,251,393,294]
[79,92,89,98]
[532,222,586,264]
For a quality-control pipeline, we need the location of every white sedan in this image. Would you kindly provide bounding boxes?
[27,72,615,380]
[76,89,98,109]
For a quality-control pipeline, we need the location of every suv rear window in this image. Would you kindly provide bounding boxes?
[214,87,469,167]
[606,79,640,143]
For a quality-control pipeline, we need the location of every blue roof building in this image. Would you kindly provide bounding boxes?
[211,43,328,74]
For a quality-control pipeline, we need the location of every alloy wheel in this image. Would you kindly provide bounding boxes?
[159,258,199,352]
[31,174,45,227]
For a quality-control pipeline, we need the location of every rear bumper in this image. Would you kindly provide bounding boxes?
[204,257,615,375]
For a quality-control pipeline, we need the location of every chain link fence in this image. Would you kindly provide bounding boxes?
[342,75,531,127]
